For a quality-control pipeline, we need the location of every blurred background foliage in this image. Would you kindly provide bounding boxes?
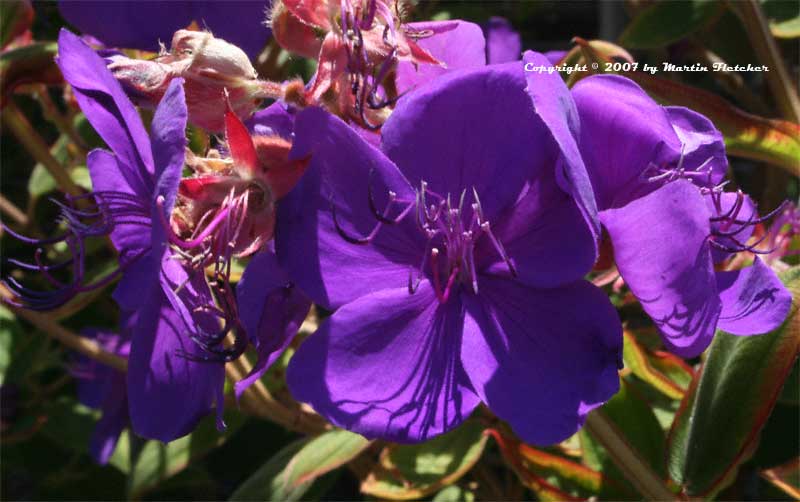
[1,0,799,500]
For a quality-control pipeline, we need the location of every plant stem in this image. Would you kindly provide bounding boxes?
[0,194,28,226]
[0,285,127,372]
[584,410,682,501]
[34,85,88,156]
[227,356,325,435]
[734,0,800,123]
[2,101,82,197]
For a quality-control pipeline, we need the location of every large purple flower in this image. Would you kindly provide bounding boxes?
[571,73,792,357]
[55,29,225,441]
[277,61,622,445]
[59,1,271,59]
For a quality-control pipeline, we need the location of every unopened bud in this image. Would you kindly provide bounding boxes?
[269,0,323,59]
[109,29,274,132]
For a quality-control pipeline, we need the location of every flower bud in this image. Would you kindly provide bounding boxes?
[109,29,272,132]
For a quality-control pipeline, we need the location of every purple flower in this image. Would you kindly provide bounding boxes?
[55,28,225,441]
[234,249,311,399]
[73,329,130,465]
[58,1,271,59]
[5,30,312,440]
[571,73,792,356]
[482,17,521,64]
[277,61,622,445]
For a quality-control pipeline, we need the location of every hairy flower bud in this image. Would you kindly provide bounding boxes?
[109,29,273,132]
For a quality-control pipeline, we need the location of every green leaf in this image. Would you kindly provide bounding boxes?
[360,420,487,500]
[0,0,33,48]
[229,429,370,501]
[623,330,694,400]
[763,0,800,38]
[0,305,20,385]
[619,0,723,49]
[432,484,475,502]
[579,379,665,499]
[127,412,246,498]
[667,266,800,497]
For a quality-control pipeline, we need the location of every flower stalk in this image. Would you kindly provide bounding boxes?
[733,0,800,123]
[584,410,681,501]
[0,284,127,372]
[1,101,82,197]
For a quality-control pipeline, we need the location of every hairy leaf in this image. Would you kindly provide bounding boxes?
[668,266,800,497]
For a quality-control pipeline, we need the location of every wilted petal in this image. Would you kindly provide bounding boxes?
[234,251,311,398]
[396,21,486,92]
[716,257,792,335]
[600,181,721,357]
[523,51,599,242]
[462,276,622,445]
[287,283,481,442]
[278,107,421,309]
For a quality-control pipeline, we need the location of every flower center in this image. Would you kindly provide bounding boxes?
[331,175,516,303]
[412,183,515,302]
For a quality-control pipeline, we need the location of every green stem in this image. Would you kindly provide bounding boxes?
[584,411,682,501]
[1,285,127,372]
[2,100,82,197]
[733,0,800,122]
[35,85,88,156]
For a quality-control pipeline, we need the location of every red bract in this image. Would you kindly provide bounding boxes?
[172,104,309,258]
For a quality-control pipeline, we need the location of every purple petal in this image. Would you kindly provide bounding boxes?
[522,51,600,244]
[706,191,758,263]
[478,164,595,288]
[396,21,486,93]
[716,257,792,335]
[600,181,721,357]
[245,102,295,140]
[462,276,622,445]
[571,74,679,210]
[59,1,270,58]
[127,261,224,442]
[149,78,187,214]
[86,149,151,254]
[112,250,158,312]
[666,106,727,188]
[278,107,422,309]
[287,283,480,442]
[483,17,521,64]
[234,252,311,398]
[544,50,567,65]
[384,62,555,221]
[56,29,154,192]
[90,388,129,465]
